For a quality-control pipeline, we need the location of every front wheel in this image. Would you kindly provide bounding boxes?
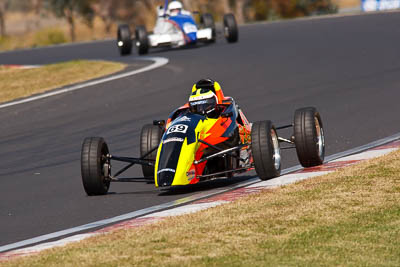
[140,124,163,178]
[223,13,238,43]
[201,13,216,42]
[81,137,111,196]
[293,107,325,167]
[135,25,149,55]
[117,24,132,56]
[251,120,281,180]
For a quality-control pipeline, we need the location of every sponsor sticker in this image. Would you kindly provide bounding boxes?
[187,169,196,181]
[190,94,212,101]
[190,100,208,105]
[183,23,197,34]
[167,124,188,134]
[175,116,191,123]
[163,137,184,144]
[362,0,400,11]
[157,168,176,174]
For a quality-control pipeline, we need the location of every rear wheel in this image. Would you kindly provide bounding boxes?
[81,137,111,196]
[251,120,281,180]
[117,24,132,56]
[140,124,163,178]
[293,107,325,167]
[201,13,216,42]
[135,25,149,55]
[223,13,238,43]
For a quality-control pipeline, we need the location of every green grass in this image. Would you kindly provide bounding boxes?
[0,60,126,104]
[2,149,400,266]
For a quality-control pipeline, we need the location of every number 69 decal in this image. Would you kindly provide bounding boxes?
[167,124,188,135]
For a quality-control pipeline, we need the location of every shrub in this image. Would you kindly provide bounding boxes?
[250,0,337,21]
[33,28,67,47]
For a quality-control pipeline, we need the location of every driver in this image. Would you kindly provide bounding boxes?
[167,1,183,16]
[188,79,225,117]
[189,89,218,117]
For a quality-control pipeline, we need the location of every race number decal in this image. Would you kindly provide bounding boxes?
[167,124,188,135]
[183,23,197,34]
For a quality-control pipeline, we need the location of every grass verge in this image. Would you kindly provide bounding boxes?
[2,149,400,266]
[0,15,118,52]
[0,60,126,104]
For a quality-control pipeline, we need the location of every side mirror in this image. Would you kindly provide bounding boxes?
[221,112,233,118]
[153,120,165,126]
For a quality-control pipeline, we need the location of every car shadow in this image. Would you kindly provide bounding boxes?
[133,40,220,56]
[105,174,257,196]
[158,174,257,196]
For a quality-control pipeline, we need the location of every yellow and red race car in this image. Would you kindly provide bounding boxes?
[80,79,325,195]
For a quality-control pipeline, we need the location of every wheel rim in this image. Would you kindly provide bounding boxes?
[271,129,281,170]
[315,117,325,158]
[101,145,111,182]
[224,26,229,38]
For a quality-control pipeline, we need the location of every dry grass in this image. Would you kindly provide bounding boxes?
[0,14,118,51]
[0,60,125,104]
[2,149,400,266]
[332,0,360,8]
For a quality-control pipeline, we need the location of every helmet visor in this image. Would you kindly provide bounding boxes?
[189,97,216,115]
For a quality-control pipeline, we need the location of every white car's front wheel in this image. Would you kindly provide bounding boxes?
[117,24,132,56]
[224,13,239,43]
[201,13,216,42]
[135,25,149,55]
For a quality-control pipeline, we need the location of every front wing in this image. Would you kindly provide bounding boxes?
[148,28,213,48]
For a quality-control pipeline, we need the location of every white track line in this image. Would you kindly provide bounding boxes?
[0,57,169,110]
[142,201,229,218]
[1,133,400,255]
[247,171,332,188]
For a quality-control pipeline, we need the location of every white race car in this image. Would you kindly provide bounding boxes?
[117,0,239,56]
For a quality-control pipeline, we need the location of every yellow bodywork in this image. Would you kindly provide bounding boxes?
[155,117,218,187]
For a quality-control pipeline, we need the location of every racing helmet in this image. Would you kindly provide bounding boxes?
[189,88,217,116]
[168,1,183,15]
[192,78,224,104]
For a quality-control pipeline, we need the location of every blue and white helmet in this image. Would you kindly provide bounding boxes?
[168,1,183,15]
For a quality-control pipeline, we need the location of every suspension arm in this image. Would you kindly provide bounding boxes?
[197,167,250,179]
[108,145,159,179]
[276,124,293,130]
[278,137,294,144]
[194,143,248,165]
[109,156,154,166]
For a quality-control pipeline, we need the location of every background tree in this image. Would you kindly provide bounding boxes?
[91,0,114,33]
[31,0,43,15]
[182,0,193,10]
[234,0,247,24]
[31,0,43,28]
[221,0,232,13]
[0,0,9,37]
[46,0,94,41]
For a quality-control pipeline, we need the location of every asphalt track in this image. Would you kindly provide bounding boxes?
[1,11,400,247]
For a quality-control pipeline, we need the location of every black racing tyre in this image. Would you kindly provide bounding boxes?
[81,137,111,196]
[117,24,132,56]
[223,13,238,43]
[251,120,281,180]
[140,124,163,178]
[293,107,325,167]
[135,25,149,55]
[201,13,216,42]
